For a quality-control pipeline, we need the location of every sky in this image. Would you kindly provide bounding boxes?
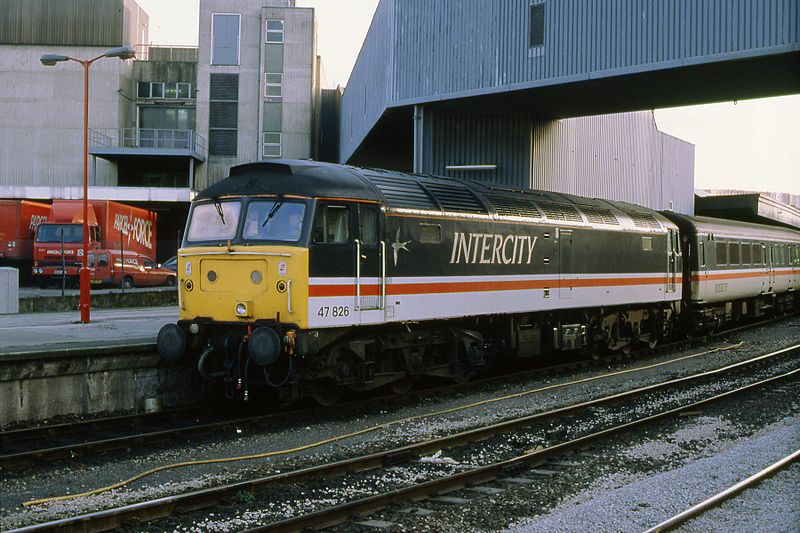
[134,0,799,195]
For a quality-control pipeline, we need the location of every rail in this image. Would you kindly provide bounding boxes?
[10,343,798,530]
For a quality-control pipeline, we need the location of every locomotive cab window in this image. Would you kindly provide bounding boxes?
[312,205,350,244]
[186,200,241,243]
[359,205,379,245]
[242,200,306,242]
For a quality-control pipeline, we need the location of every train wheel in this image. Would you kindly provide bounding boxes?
[389,376,416,395]
[310,379,340,407]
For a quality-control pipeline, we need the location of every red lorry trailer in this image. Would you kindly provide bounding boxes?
[32,200,157,287]
[0,200,51,270]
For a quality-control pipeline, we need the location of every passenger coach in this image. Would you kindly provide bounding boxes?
[661,213,799,327]
[158,160,684,402]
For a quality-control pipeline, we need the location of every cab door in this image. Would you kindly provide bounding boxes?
[354,203,386,325]
[309,203,360,328]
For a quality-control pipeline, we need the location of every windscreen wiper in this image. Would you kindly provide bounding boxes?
[262,200,284,227]
[213,200,225,225]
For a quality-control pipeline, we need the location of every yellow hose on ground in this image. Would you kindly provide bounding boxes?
[24,342,743,507]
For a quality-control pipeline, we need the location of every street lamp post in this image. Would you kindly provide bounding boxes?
[40,46,135,323]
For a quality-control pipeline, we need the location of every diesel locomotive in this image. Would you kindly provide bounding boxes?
[157,160,800,403]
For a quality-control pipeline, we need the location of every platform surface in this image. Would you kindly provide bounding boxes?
[0,307,178,355]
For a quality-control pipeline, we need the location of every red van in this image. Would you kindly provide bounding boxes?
[88,250,176,289]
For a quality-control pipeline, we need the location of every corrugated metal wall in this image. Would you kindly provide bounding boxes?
[0,0,125,46]
[426,112,531,188]
[341,0,799,162]
[339,0,395,162]
[531,111,694,214]
[392,0,799,101]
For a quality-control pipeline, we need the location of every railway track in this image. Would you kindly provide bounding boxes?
[0,314,792,470]
[9,342,798,532]
[644,448,800,532]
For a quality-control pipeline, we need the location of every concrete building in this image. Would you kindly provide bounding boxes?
[195,0,321,190]
[0,0,146,190]
[0,0,323,258]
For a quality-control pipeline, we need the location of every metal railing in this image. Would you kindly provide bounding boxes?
[90,128,206,156]
[134,45,198,62]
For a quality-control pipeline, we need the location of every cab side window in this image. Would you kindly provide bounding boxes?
[98,254,109,267]
[312,205,349,244]
[359,205,378,245]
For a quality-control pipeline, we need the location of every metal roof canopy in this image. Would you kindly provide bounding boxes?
[695,193,800,231]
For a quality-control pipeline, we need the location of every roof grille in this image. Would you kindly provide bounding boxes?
[366,174,438,211]
[625,211,662,229]
[536,201,584,222]
[420,179,486,214]
[579,206,619,225]
[485,193,543,218]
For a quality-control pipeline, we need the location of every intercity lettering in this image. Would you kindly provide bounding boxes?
[449,232,537,265]
[113,213,153,250]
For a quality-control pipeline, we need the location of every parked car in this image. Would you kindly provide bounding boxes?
[88,250,177,288]
[161,255,178,272]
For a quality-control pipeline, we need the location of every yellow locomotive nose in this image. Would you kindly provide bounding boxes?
[179,246,308,327]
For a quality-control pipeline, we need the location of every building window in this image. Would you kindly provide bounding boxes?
[212,13,240,65]
[150,82,164,98]
[137,82,192,100]
[266,19,284,43]
[177,83,191,99]
[265,73,283,99]
[529,1,545,48]
[209,74,239,156]
[263,132,281,158]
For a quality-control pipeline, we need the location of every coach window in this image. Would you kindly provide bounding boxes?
[312,205,349,244]
[716,241,728,266]
[729,242,740,265]
[753,244,762,265]
[698,241,706,268]
[741,241,751,265]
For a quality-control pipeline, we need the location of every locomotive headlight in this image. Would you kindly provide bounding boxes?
[188,323,199,334]
[235,301,251,317]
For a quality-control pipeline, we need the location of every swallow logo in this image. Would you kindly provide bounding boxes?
[391,228,410,266]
